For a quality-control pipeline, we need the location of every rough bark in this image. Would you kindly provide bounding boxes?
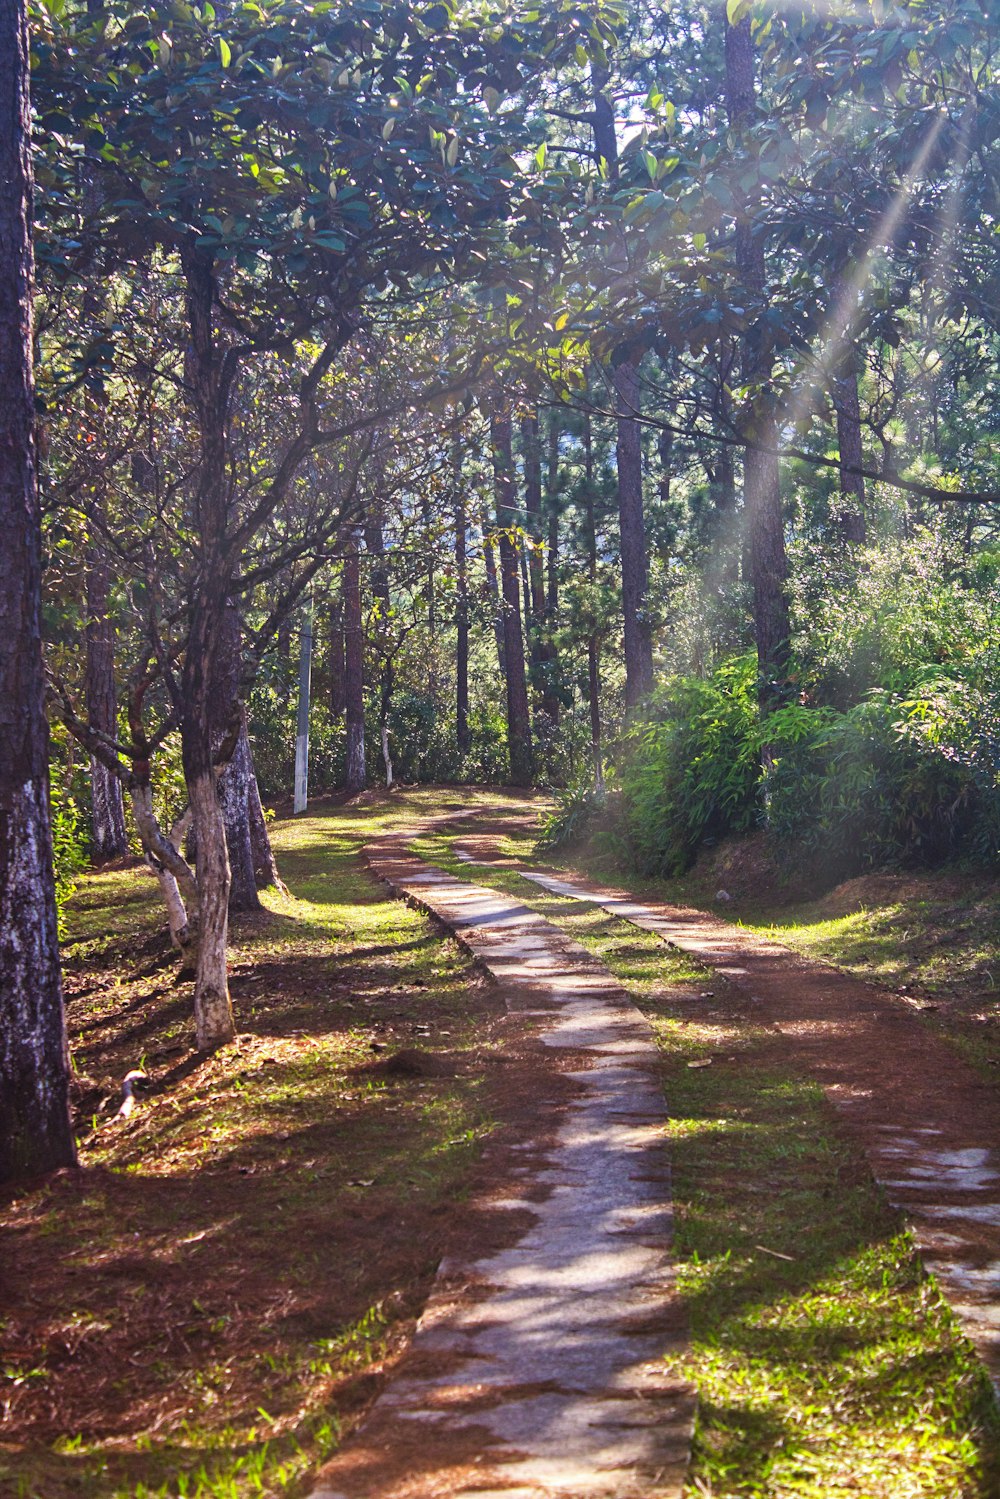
[343,531,366,792]
[85,555,128,862]
[132,788,196,967]
[583,414,603,790]
[453,439,470,755]
[0,0,76,1178]
[521,413,547,627]
[615,364,654,705]
[328,595,346,718]
[490,402,534,785]
[592,69,654,707]
[724,12,791,707]
[215,603,260,913]
[187,770,234,1049]
[365,509,393,788]
[248,771,284,891]
[522,412,560,729]
[545,413,560,618]
[220,719,262,911]
[481,502,506,676]
[178,243,236,1048]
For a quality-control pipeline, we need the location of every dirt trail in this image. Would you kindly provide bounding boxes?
[308,838,694,1499]
[462,854,1000,1395]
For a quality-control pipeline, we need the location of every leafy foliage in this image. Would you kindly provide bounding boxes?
[613,655,761,876]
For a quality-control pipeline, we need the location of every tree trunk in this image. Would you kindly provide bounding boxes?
[490,402,533,785]
[343,531,366,792]
[521,413,547,628]
[453,438,470,755]
[131,787,197,968]
[522,411,560,729]
[215,603,261,913]
[328,594,346,718]
[481,503,506,676]
[187,764,235,1049]
[615,362,654,706]
[545,413,560,618]
[724,12,791,708]
[220,719,262,911]
[583,415,603,790]
[178,244,237,1048]
[0,0,76,1179]
[833,347,867,543]
[85,555,128,861]
[591,70,654,708]
[247,769,284,891]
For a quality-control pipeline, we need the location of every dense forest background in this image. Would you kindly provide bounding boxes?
[4,0,1000,1165]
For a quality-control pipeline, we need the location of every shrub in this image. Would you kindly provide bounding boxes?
[767,671,1000,878]
[615,654,761,876]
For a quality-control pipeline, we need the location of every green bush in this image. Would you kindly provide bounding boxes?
[615,654,761,876]
[538,778,608,850]
[766,670,1000,877]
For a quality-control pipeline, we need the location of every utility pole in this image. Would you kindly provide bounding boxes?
[293,597,313,814]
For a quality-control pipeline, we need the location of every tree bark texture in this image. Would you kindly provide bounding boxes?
[248,769,283,890]
[481,502,506,677]
[220,720,263,911]
[615,362,654,706]
[85,555,128,861]
[178,244,236,1047]
[453,439,470,755]
[188,770,234,1049]
[583,415,603,789]
[521,412,560,729]
[724,13,791,706]
[490,403,533,785]
[343,532,366,792]
[592,70,654,709]
[365,509,394,788]
[328,595,346,718]
[0,0,76,1179]
[545,413,560,618]
[214,603,261,914]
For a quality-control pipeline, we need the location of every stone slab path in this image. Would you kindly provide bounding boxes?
[308,840,694,1499]
[486,860,1000,1396]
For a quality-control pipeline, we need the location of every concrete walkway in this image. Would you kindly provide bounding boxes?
[309,840,694,1499]
[498,863,1000,1397]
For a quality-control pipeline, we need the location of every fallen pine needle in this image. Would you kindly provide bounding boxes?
[754,1244,796,1262]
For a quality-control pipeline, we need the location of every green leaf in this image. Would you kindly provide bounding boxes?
[218,36,232,67]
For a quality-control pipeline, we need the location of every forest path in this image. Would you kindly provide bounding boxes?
[309,836,695,1499]
[451,840,1000,1398]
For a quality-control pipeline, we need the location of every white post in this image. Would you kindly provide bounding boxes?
[293,598,313,814]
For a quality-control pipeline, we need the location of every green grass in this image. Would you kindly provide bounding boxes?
[413,829,1000,1498]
